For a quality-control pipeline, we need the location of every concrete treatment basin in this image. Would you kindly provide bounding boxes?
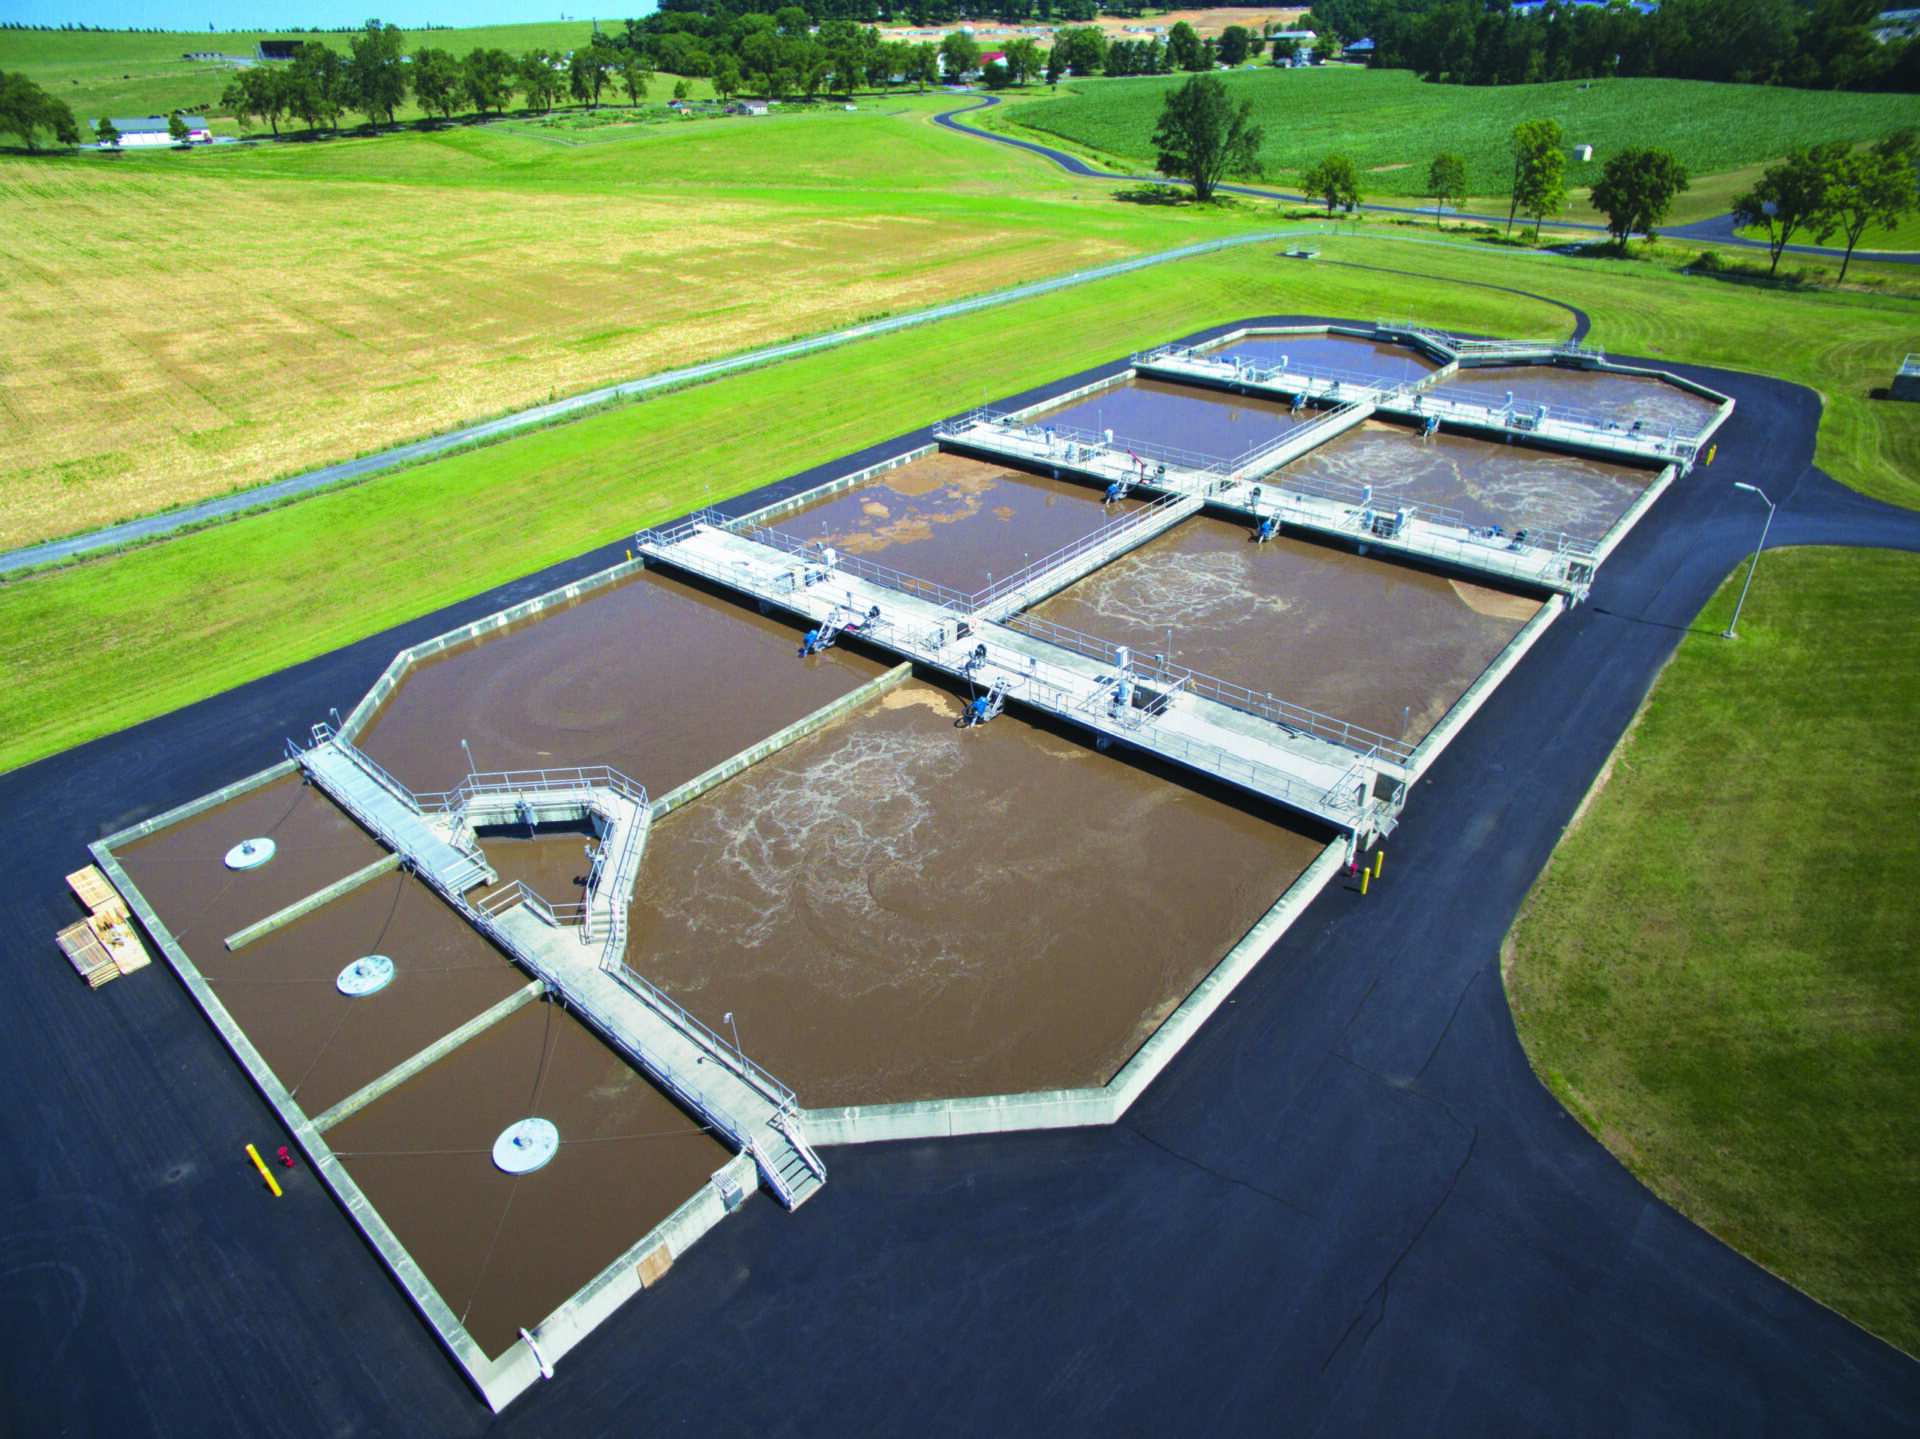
[325,998,731,1358]
[767,451,1148,597]
[1275,419,1656,541]
[1033,377,1315,461]
[624,679,1326,1110]
[1433,362,1722,432]
[354,569,887,797]
[1211,332,1439,385]
[1028,514,1543,744]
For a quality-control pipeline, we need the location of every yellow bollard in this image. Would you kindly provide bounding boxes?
[1360,868,1370,896]
[247,1144,283,1198]
[1373,849,1384,880]
[1705,445,1716,466]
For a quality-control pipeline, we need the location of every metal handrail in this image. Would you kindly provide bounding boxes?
[308,722,426,813]
[610,957,800,1116]
[1004,611,1412,764]
[419,764,648,815]
[734,520,978,612]
[971,491,1194,611]
[936,408,1242,480]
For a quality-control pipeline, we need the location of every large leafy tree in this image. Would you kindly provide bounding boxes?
[1426,151,1466,217]
[1301,152,1361,212]
[519,50,563,112]
[347,19,408,130]
[1813,133,1919,282]
[409,47,461,121]
[616,48,652,106]
[1732,145,1836,277]
[1165,21,1207,71]
[1217,25,1252,65]
[0,70,82,151]
[1001,37,1042,84]
[95,114,121,149]
[1589,146,1689,248]
[221,67,288,136]
[288,42,347,134]
[1150,73,1263,203]
[461,48,518,118]
[1507,118,1565,238]
[939,30,980,80]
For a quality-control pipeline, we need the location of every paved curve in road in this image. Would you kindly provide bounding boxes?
[3,306,1918,1435]
[935,94,1920,265]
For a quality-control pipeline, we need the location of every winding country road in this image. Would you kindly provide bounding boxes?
[4,301,1917,1434]
[935,93,1920,265]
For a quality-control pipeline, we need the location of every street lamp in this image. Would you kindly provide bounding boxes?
[1721,482,1776,640]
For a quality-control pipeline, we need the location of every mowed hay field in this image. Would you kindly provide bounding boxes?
[0,101,1245,550]
[1008,68,1920,198]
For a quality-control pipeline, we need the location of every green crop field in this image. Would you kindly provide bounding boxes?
[1005,68,1920,200]
[1507,547,1920,1357]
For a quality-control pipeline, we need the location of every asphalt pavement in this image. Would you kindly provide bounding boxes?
[3,312,1918,1436]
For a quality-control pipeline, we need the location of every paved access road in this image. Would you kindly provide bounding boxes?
[2,312,1917,1436]
[936,94,1920,265]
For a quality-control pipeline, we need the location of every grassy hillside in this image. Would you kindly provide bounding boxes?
[1008,68,1920,199]
[0,96,1243,550]
[1508,547,1920,1357]
[0,22,605,124]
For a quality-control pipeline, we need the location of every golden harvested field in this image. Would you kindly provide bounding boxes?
[0,101,1235,551]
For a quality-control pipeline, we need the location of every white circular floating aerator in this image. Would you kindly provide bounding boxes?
[493,1119,559,1175]
[224,838,276,870]
[336,954,395,997]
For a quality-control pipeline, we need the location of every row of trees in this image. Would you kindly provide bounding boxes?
[0,70,81,150]
[1733,131,1920,277]
[217,22,658,135]
[1305,0,1920,92]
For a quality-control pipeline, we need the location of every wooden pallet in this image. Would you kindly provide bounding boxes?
[55,867,150,987]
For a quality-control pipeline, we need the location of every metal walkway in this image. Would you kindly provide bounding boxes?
[635,519,1405,843]
[934,408,1599,596]
[292,728,825,1209]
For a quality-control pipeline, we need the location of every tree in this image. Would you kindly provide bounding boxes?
[1217,25,1252,65]
[1002,37,1042,84]
[908,41,940,91]
[1813,138,1919,282]
[672,78,692,102]
[95,114,121,150]
[1270,36,1300,65]
[1301,151,1361,212]
[1426,151,1466,218]
[1051,26,1106,76]
[346,19,407,130]
[1732,146,1833,278]
[617,48,653,107]
[1506,118,1563,236]
[288,41,347,133]
[1150,73,1263,203]
[940,30,981,80]
[461,47,518,119]
[1165,21,1207,71]
[0,70,82,151]
[409,47,461,122]
[714,59,742,101]
[1311,32,1341,62]
[1588,146,1688,249]
[168,110,191,146]
[520,50,563,112]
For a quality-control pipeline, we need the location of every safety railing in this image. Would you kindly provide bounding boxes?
[1408,386,1704,445]
[1004,611,1413,765]
[1397,323,1604,360]
[971,491,1196,612]
[610,956,800,1117]
[1136,345,1416,403]
[733,520,977,612]
[417,764,648,817]
[304,722,428,814]
[935,408,1240,481]
[477,879,585,927]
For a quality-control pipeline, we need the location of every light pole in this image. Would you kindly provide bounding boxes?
[1722,483,1776,640]
[461,737,474,776]
[724,1011,742,1060]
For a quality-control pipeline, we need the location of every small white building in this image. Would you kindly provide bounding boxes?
[95,116,212,147]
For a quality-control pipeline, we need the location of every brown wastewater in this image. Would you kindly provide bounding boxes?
[1433,363,1721,433]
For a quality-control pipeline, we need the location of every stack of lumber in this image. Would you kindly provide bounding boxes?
[56,866,151,988]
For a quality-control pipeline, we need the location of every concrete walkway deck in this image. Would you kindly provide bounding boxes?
[636,520,1402,841]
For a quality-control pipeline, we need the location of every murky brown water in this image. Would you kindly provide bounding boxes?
[1030,515,1541,743]
[478,826,597,910]
[117,774,389,954]
[767,452,1146,597]
[196,871,528,1118]
[355,569,884,798]
[1276,420,1652,541]
[1213,333,1438,384]
[328,999,729,1358]
[1033,378,1313,464]
[625,681,1324,1110]
[1434,363,1721,433]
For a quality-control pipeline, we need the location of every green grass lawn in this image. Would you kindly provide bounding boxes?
[1506,547,1920,1357]
[1005,68,1920,200]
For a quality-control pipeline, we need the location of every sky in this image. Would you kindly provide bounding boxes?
[8,0,646,30]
